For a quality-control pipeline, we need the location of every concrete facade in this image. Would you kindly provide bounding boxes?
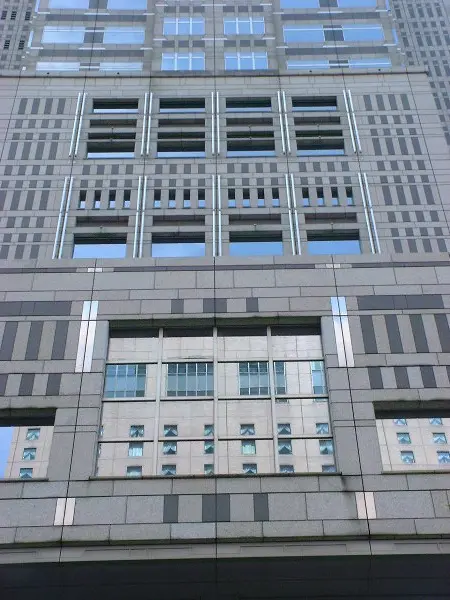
[0,0,450,597]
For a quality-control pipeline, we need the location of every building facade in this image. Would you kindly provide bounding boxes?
[0,0,450,597]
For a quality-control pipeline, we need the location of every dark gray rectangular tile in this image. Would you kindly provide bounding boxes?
[163,495,179,524]
[246,297,259,312]
[420,366,436,388]
[0,374,7,396]
[368,367,383,390]
[394,366,410,389]
[171,299,184,314]
[51,321,69,360]
[434,314,450,353]
[385,315,404,354]
[360,316,378,354]
[202,494,230,522]
[253,493,269,521]
[409,315,429,353]
[18,373,35,396]
[25,321,43,361]
[0,321,18,361]
[46,373,61,396]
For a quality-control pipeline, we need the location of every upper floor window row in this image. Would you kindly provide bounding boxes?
[284,24,384,43]
[161,52,269,71]
[49,0,147,8]
[163,18,205,36]
[224,17,265,35]
[281,0,376,8]
[42,26,145,45]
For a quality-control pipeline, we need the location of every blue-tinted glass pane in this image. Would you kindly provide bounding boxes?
[42,27,85,44]
[229,241,283,256]
[108,0,147,8]
[73,242,126,259]
[338,0,376,6]
[152,242,205,258]
[307,238,361,255]
[103,29,145,44]
[343,26,384,42]
[284,27,324,43]
[281,0,318,6]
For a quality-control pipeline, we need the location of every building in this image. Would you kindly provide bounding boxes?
[0,0,450,597]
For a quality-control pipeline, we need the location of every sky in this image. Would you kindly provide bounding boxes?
[0,428,13,477]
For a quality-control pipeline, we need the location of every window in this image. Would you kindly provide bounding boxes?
[316,423,329,434]
[93,191,101,209]
[274,362,287,394]
[164,424,178,437]
[130,425,144,438]
[19,468,33,479]
[226,97,271,112]
[108,0,147,7]
[36,62,80,72]
[239,362,269,395]
[26,428,40,441]
[123,190,131,209]
[307,233,361,255]
[78,191,87,210]
[156,118,205,158]
[437,452,450,464]
[292,96,338,112]
[93,99,139,114]
[311,361,326,394]
[103,28,145,44]
[108,191,116,209]
[284,25,383,43]
[126,466,142,477]
[226,128,275,157]
[241,440,256,455]
[49,0,89,7]
[224,17,265,35]
[23,448,36,461]
[240,424,255,436]
[73,238,127,259]
[204,441,214,454]
[278,423,292,435]
[396,432,411,444]
[400,451,415,464]
[128,442,143,457]
[204,464,214,475]
[322,464,337,473]
[42,27,85,44]
[161,464,176,476]
[296,130,344,156]
[319,440,334,455]
[161,53,205,71]
[243,463,257,474]
[433,433,447,444]
[429,417,443,425]
[280,464,294,473]
[284,26,324,43]
[342,25,384,42]
[160,98,205,113]
[163,17,204,35]
[229,235,283,257]
[163,441,177,455]
[166,362,213,396]
[104,364,146,398]
[225,52,268,70]
[394,418,407,426]
[152,237,206,258]
[278,440,293,455]
[204,424,214,437]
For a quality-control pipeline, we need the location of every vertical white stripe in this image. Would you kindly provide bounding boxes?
[74,92,86,157]
[343,90,356,153]
[216,91,220,155]
[140,92,148,155]
[52,177,69,260]
[57,176,73,259]
[211,91,216,155]
[64,498,76,526]
[355,492,367,519]
[145,93,153,156]
[75,321,89,373]
[365,492,376,519]
[54,498,66,526]
[277,91,286,154]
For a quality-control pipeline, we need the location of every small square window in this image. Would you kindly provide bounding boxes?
[19,468,33,479]
[437,451,450,464]
[126,466,142,478]
[162,464,177,476]
[204,424,214,436]
[400,451,415,464]
[164,424,178,437]
[26,428,40,441]
[243,463,257,475]
[130,425,144,438]
[319,440,334,455]
[429,417,443,425]
[433,433,447,444]
[322,464,337,473]
[241,440,256,455]
[277,423,291,435]
[316,422,329,434]
[278,440,293,455]
[128,442,143,457]
[240,423,255,436]
[23,448,36,461]
[204,463,214,475]
[204,441,215,454]
[393,418,407,426]
[163,441,177,455]
[280,464,294,474]
[396,432,411,444]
